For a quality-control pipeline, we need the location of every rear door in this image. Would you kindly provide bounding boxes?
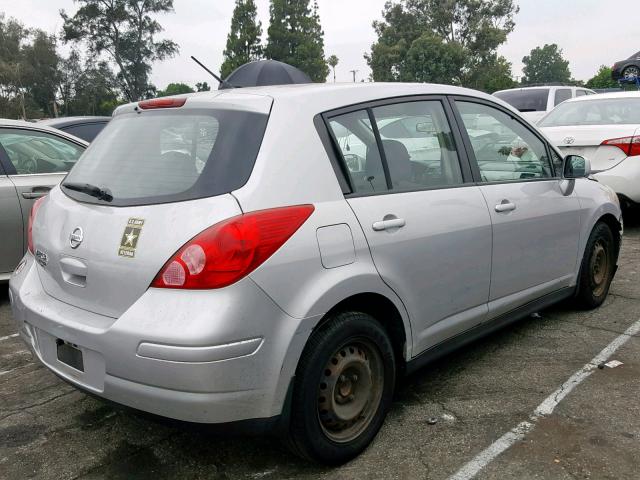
[0,159,23,276]
[452,98,581,316]
[326,98,492,354]
[0,127,85,251]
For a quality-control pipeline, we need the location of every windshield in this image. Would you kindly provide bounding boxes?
[494,89,549,112]
[539,98,640,127]
[62,108,269,206]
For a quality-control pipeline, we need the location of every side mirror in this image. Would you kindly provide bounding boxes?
[563,155,591,179]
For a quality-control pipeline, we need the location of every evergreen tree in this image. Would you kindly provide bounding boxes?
[522,44,571,85]
[266,0,329,82]
[221,0,263,78]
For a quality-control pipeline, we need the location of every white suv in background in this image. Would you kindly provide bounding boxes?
[494,86,596,124]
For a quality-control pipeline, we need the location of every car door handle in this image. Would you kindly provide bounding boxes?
[495,201,516,213]
[372,218,406,231]
[21,188,51,199]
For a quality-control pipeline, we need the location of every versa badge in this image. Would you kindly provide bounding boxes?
[118,218,144,258]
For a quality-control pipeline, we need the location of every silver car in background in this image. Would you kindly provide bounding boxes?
[9,84,621,464]
[0,120,86,280]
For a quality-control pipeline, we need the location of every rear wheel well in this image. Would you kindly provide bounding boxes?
[317,293,408,369]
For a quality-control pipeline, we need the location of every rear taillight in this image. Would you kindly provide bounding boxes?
[27,196,46,254]
[601,136,640,157]
[151,205,315,289]
[138,97,187,109]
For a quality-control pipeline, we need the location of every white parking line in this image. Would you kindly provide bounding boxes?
[449,318,640,480]
[0,333,19,342]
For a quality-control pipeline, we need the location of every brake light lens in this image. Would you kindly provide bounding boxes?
[601,136,640,157]
[138,97,187,109]
[27,196,46,254]
[151,205,315,289]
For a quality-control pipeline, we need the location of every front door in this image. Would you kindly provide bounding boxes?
[326,99,493,355]
[453,99,581,316]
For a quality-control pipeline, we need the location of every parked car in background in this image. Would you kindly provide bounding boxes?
[10,84,621,464]
[493,86,596,124]
[39,116,111,142]
[612,51,640,81]
[538,91,640,209]
[0,119,87,280]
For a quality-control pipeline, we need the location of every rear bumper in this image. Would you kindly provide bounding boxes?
[594,156,640,204]
[9,255,318,424]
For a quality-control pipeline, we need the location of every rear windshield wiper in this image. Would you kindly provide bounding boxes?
[62,182,113,202]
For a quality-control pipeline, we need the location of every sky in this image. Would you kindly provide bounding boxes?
[1,0,636,88]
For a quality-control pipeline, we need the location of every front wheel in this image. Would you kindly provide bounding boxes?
[622,66,640,81]
[287,312,396,464]
[575,222,616,309]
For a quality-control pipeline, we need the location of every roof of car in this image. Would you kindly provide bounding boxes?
[39,116,111,128]
[114,82,520,117]
[0,118,89,145]
[562,91,640,103]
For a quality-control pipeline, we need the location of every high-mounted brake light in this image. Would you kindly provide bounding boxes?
[601,136,640,157]
[27,196,46,254]
[138,97,187,109]
[151,205,315,289]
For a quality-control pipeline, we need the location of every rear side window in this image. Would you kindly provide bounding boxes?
[62,109,268,206]
[554,89,572,106]
[493,89,549,112]
[371,101,463,191]
[0,128,84,175]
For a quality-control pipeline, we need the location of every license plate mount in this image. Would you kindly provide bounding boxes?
[56,339,84,372]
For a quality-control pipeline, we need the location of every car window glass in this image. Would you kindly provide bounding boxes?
[457,101,553,182]
[61,123,107,142]
[576,90,587,97]
[550,149,563,175]
[328,110,388,193]
[539,98,640,126]
[0,128,84,175]
[493,89,549,112]
[554,89,572,106]
[371,101,463,191]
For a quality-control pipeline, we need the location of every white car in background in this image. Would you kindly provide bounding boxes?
[538,91,640,209]
[494,86,596,124]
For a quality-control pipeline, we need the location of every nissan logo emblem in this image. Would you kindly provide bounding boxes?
[563,136,575,145]
[69,227,84,249]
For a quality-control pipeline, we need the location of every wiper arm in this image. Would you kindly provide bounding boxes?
[62,182,113,202]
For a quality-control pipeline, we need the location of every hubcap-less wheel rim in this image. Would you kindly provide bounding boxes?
[624,66,640,80]
[317,338,384,443]
[591,241,610,297]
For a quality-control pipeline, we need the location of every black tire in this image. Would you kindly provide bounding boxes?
[575,222,616,309]
[622,66,640,80]
[287,311,396,465]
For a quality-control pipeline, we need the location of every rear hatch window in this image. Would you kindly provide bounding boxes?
[62,108,269,206]
[494,89,549,112]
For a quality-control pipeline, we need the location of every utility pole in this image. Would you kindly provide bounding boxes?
[349,69,358,83]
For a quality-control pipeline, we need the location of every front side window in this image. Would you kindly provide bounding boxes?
[371,101,463,191]
[0,128,84,175]
[554,89,572,106]
[457,101,553,182]
[576,89,588,97]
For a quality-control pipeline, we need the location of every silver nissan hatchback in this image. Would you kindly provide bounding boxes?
[9,83,621,464]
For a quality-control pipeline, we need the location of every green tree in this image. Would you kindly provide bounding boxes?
[586,65,618,89]
[266,0,329,82]
[366,0,518,91]
[157,82,194,97]
[195,81,211,92]
[522,44,571,85]
[221,0,263,78]
[327,54,339,82]
[61,0,179,102]
[21,30,60,117]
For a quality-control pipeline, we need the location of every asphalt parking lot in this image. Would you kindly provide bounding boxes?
[1,221,639,480]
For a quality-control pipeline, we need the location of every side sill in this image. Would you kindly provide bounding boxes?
[405,286,575,375]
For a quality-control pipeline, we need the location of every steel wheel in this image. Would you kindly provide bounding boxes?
[316,338,384,443]
[590,240,610,298]
[623,66,640,80]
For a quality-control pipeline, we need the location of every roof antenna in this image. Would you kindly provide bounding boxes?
[190,56,237,89]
